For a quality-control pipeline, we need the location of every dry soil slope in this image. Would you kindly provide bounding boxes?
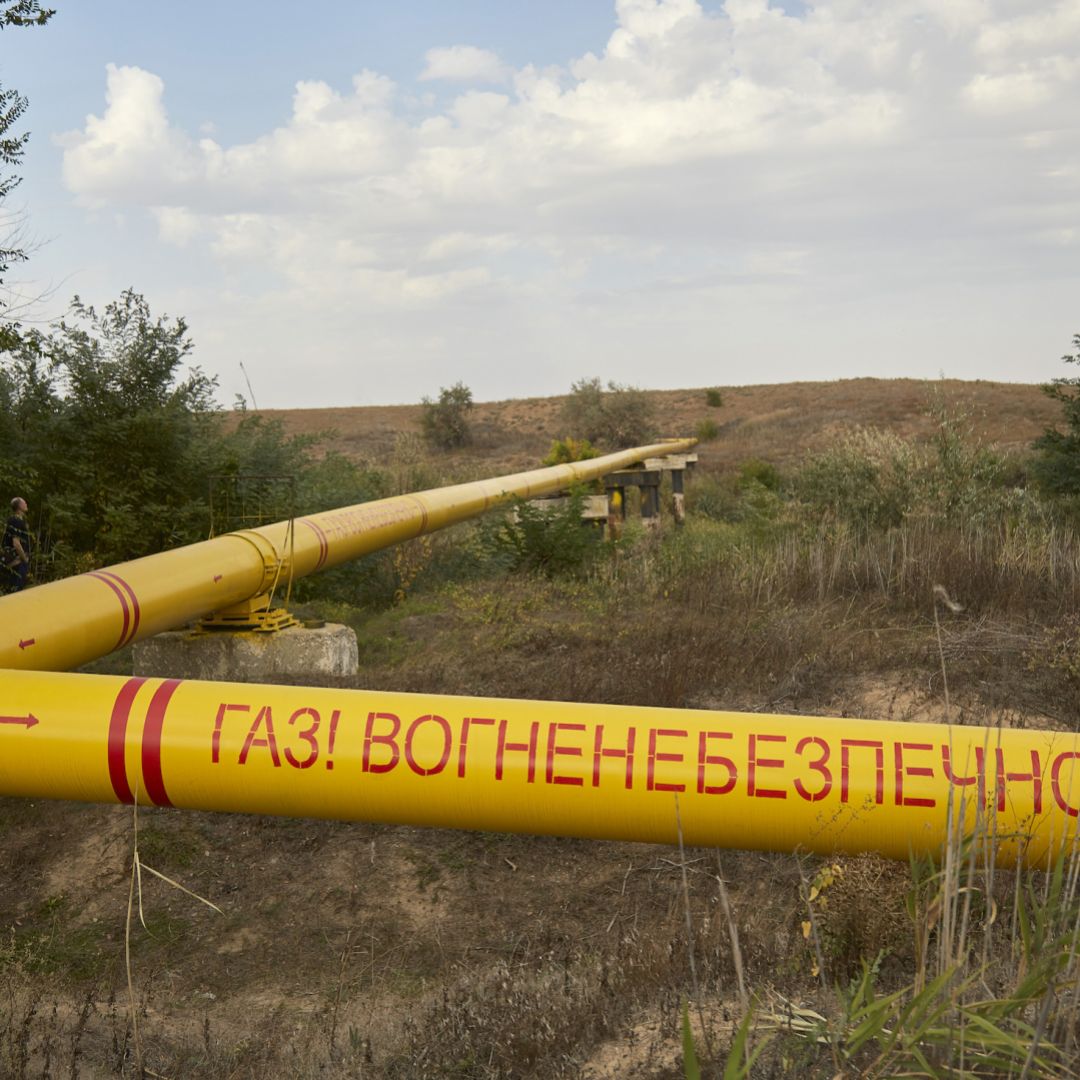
[256,378,1060,477]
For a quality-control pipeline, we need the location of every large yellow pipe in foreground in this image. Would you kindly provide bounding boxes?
[0,440,694,673]
[1,669,1077,868]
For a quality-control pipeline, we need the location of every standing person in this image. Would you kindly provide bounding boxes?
[2,497,32,592]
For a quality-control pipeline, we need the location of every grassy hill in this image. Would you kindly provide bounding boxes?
[260,377,1060,472]
[3,377,1079,1079]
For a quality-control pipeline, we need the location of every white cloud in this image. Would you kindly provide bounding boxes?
[153,205,200,246]
[56,1,1080,406]
[420,45,510,84]
[59,64,199,205]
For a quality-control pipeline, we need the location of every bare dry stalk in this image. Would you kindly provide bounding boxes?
[714,854,747,1012]
[124,796,144,1077]
[674,795,713,1060]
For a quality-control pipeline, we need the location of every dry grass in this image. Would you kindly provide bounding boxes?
[250,377,1059,476]
[6,377,1080,1076]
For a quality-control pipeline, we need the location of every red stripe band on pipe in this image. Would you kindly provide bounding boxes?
[141,679,182,808]
[96,571,141,646]
[88,572,131,649]
[107,677,147,805]
[300,518,329,570]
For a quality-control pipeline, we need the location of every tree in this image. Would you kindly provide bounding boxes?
[0,289,333,573]
[8,290,223,562]
[560,377,656,448]
[1,2,56,344]
[0,288,398,584]
[0,1,53,26]
[1033,333,1080,498]
[421,381,473,449]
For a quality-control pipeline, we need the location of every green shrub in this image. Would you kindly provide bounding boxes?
[483,489,598,576]
[794,403,1040,534]
[560,377,655,448]
[695,418,719,441]
[389,430,439,494]
[421,382,473,449]
[795,428,920,530]
[738,458,781,491]
[923,388,1017,524]
[1032,332,1080,499]
[704,387,724,407]
[687,474,786,537]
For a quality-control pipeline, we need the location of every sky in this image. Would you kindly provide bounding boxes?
[2,0,1078,409]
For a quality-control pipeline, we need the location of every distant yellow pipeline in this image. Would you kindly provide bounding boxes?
[0,439,694,673]
[1,670,1077,869]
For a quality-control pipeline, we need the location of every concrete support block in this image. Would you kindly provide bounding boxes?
[133,623,358,683]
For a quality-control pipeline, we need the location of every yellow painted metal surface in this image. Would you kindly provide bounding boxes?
[0,440,695,673]
[1,669,1078,868]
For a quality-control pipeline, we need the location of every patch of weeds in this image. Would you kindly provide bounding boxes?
[13,899,112,982]
[77,642,135,676]
[385,969,428,999]
[404,852,444,893]
[801,856,909,983]
[441,579,538,625]
[483,488,602,577]
[438,848,472,872]
[136,822,202,870]
[316,597,446,667]
[133,910,191,950]
[1024,616,1080,689]
[353,625,413,668]
[0,797,35,838]
[543,436,600,465]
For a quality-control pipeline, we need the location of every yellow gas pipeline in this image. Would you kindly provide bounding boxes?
[0,669,1077,868]
[3,435,1072,869]
[0,439,694,673]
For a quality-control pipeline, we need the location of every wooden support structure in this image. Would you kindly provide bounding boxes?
[644,453,697,527]
[522,451,698,540]
[603,452,698,533]
[517,494,608,527]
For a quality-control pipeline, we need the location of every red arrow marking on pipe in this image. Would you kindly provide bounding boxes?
[0,713,38,728]
[18,638,35,650]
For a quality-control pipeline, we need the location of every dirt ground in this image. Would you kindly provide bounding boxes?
[1,377,1071,1077]
[1,672,1048,1077]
